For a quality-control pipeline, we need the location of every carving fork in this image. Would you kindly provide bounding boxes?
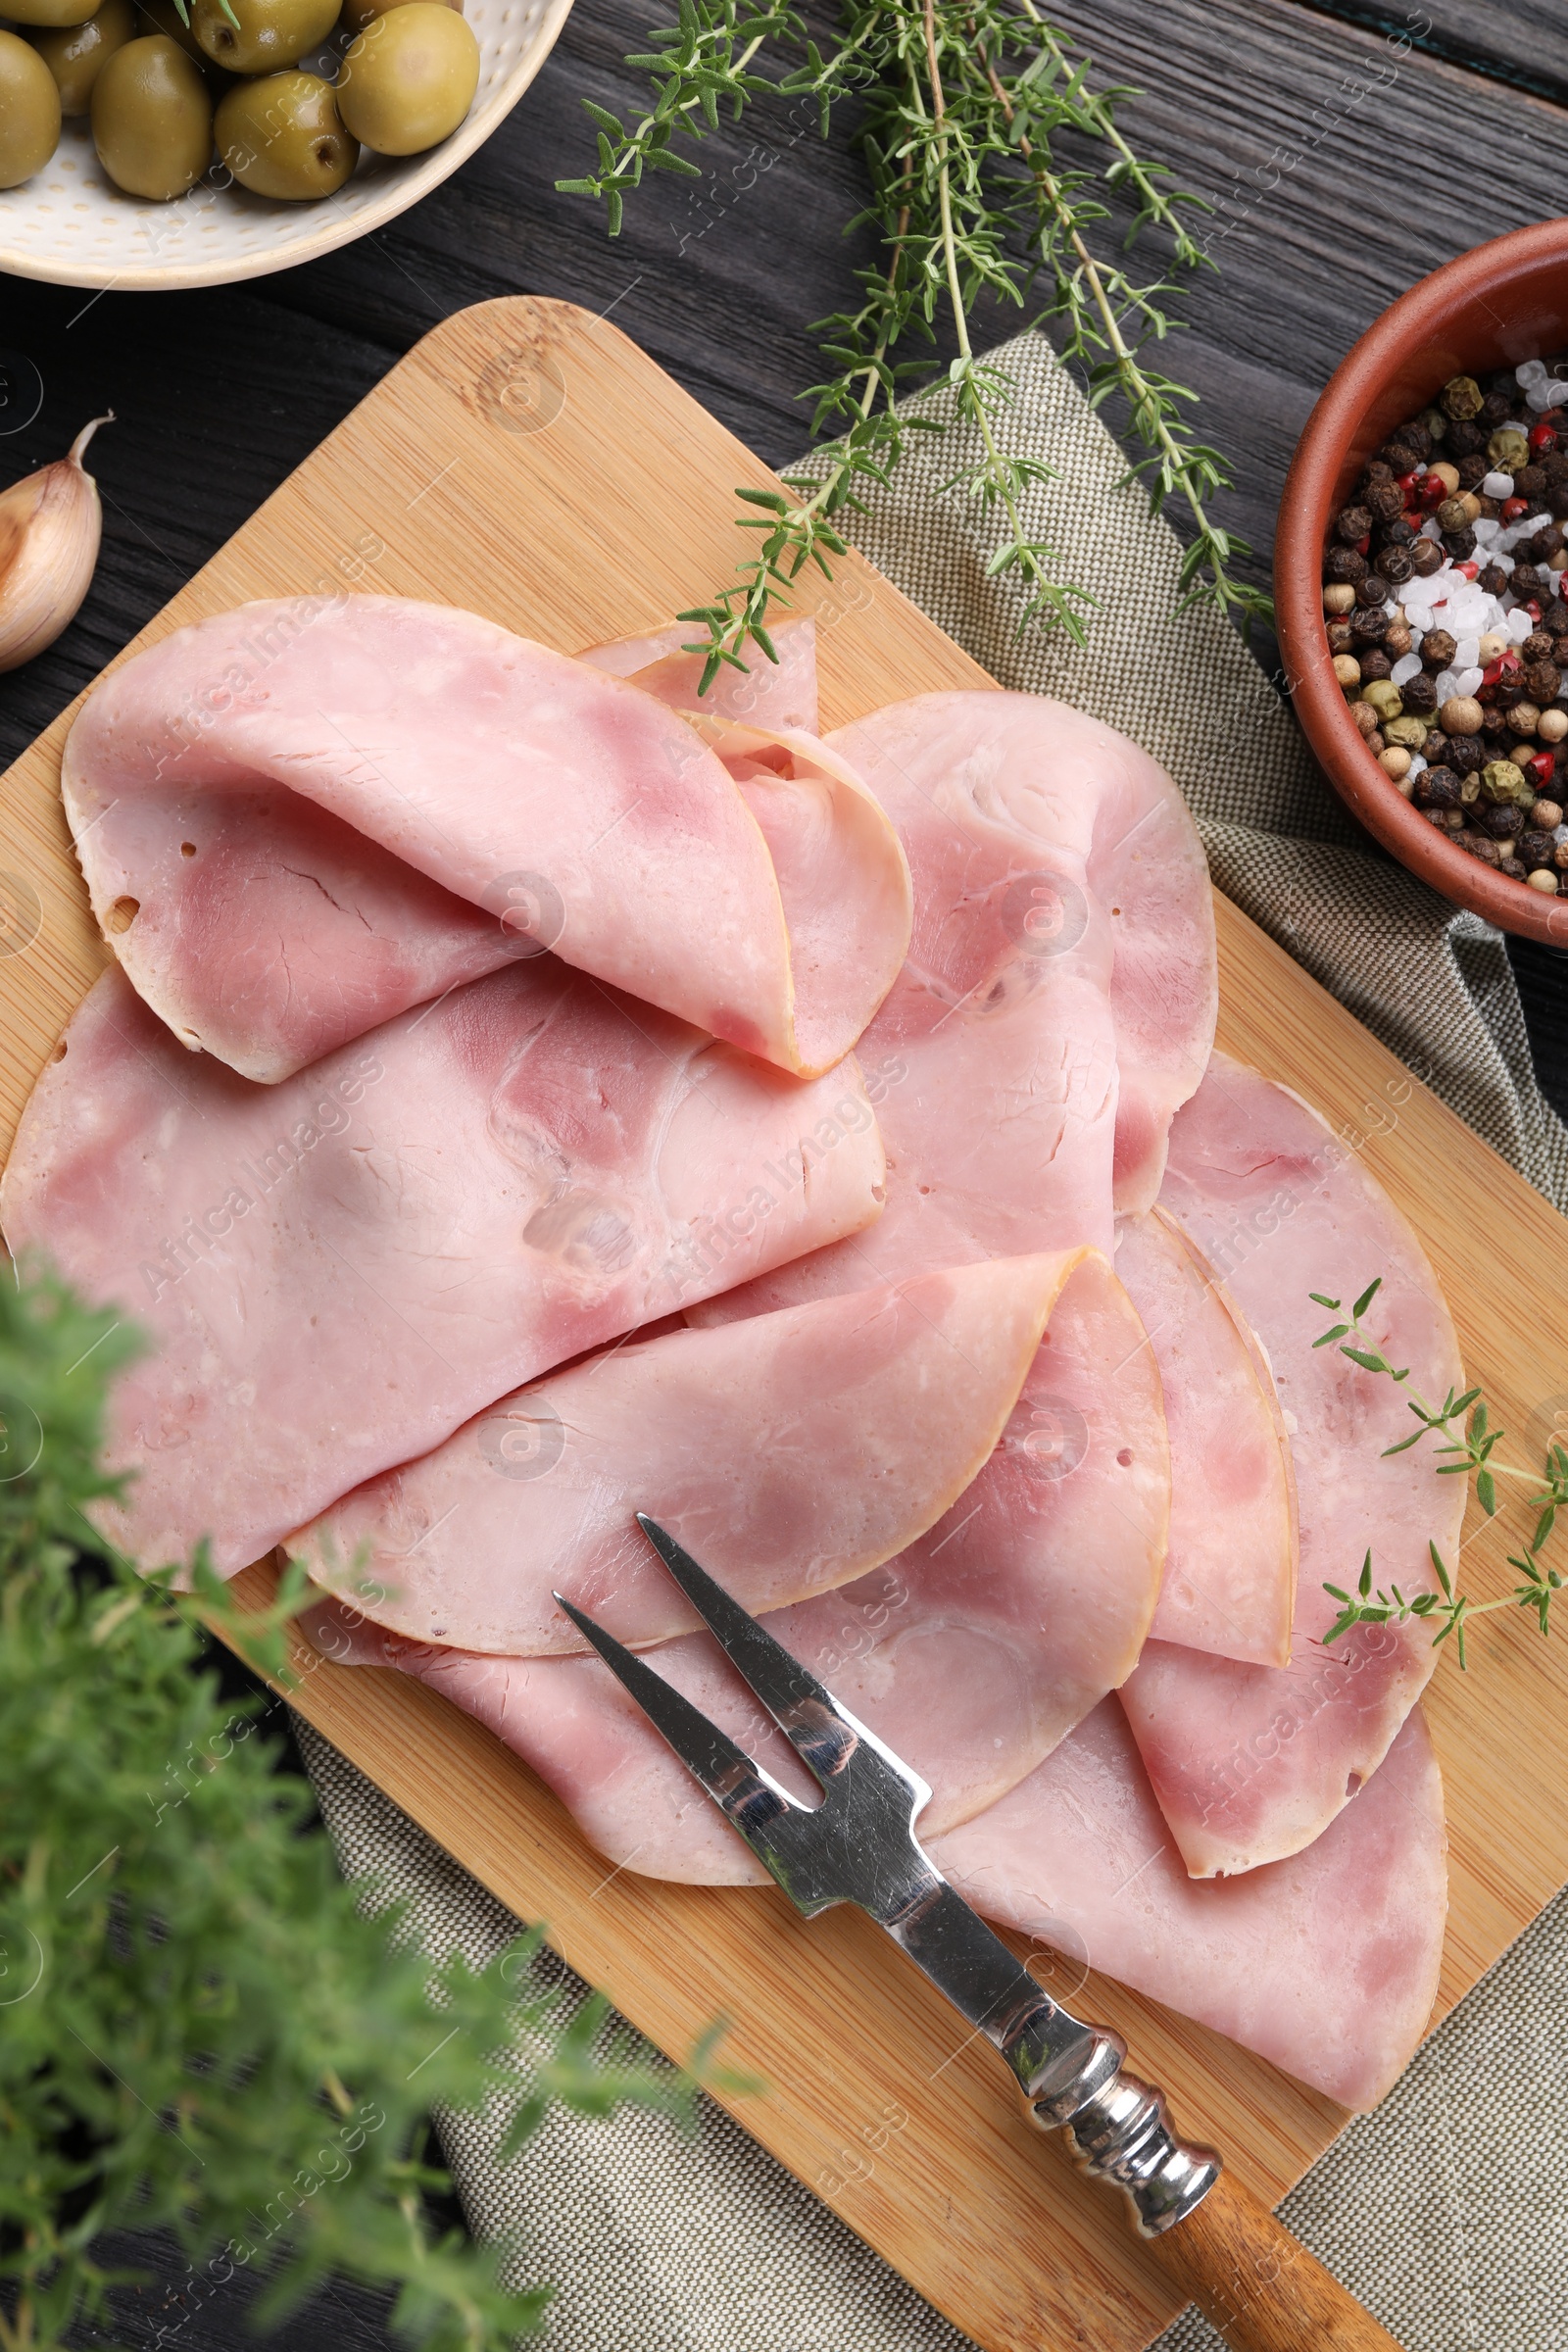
[556,1516,1403,2352]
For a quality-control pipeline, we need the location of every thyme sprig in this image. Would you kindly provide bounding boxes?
[563,0,1268,688]
[1313,1277,1568,1667]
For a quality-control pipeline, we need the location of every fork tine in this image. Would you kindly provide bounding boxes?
[635,1514,863,1792]
[552,1591,803,1860]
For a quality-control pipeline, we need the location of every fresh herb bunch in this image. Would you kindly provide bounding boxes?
[561,0,1270,689]
[0,1269,699,2352]
[1314,1277,1568,1668]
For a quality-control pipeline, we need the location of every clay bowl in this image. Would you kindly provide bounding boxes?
[1275,219,1568,947]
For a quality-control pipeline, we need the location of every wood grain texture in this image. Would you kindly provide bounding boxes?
[4,293,1568,2351]
[1148,2173,1400,2351]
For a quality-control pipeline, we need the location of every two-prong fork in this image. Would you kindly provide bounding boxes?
[556,1516,1402,2352]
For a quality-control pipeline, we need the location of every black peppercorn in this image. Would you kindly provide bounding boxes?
[1336,504,1373,545]
[1410,539,1446,577]
[1415,765,1462,809]
[1494,676,1526,711]
[1520,828,1557,868]
[1421,628,1457,671]
[1325,545,1369,585]
[1351,605,1390,644]
[1544,600,1568,636]
[1446,419,1485,458]
[1544,452,1568,484]
[1365,481,1404,524]
[1526,660,1562,703]
[1362,459,1395,484]
[1379,516,1417,549]
[1482,801,1525,838]
[1513,565,1546,602]
[1401,420,1433,461]
[1443,526,1478,560]
[1524,631,1556,662]
[1402,672,1438,715]
[1456,453,1491,491]
[1359,647,1393,681]
[1378,545,1414,585]
[1482,707,1509,738]
[1515,464,1546,501]
[1480,391,1516,428]
[1355,570,1391,606]
[1479,564,1509,595]
[1550,486,1568,522]
[1447,734,1485,774]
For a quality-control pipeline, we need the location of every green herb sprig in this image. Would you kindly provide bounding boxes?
[1313,1277,1568,1668]
[0,1267,736,2352]
[563,0,1269,691]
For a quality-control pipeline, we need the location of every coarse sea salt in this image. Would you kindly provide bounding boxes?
[1484,472,1514,499]
[1408,754,1427,777]
[1473,518,1501,545]
[1508,607,1536,643]
[1455,636,1481,667]
[1519,361,1548,385]
[1433,668,1460,701]
[1452,665,1485,697]
[1391,652,1422,685]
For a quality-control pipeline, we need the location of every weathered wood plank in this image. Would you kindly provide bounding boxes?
[1299,0,1568,110]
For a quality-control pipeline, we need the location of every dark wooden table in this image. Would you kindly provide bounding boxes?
[26,1,1566,2342]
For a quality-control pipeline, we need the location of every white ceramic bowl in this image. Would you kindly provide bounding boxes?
[0,0,573,291]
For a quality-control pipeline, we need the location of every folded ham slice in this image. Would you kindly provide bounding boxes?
[63,597,909,1084]
[293,1249,1097,1654]
[302,1246,1169,1852]
[0,961,884,1575]
[578,614,818,734]
[1116,1209,1297,1669]
[1118,1054,1466,1877]
[930,1697,1446,2112]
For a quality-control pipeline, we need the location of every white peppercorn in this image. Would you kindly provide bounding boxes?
[1527,866,1559,893]
[1333,654,1361,689]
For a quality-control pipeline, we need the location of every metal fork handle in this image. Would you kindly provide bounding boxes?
[1019,2051,1403,2350]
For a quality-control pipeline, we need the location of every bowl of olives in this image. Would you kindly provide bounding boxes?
[0,0,571,287]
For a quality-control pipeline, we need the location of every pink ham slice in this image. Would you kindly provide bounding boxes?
[929,1697,1446,2112]
[292,1249,1097,1655]
[1118,1053,1466,1877]
[577,614,819,733]
[1115,1208,1297,1669]
[0,961,885,1577]
[63,597,908,1084]
[301,1246,1169,1852]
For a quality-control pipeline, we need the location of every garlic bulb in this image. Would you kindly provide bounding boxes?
[0,413,113,674]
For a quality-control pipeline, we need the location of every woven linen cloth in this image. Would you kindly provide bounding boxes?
[295,328,1568,2351]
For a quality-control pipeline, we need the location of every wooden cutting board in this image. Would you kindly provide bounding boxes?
[3,295,1566,2352]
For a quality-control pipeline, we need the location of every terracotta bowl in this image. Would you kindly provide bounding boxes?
[1275,218,1568,947]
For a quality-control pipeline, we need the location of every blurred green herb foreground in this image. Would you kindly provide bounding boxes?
[0,1268,710,2352]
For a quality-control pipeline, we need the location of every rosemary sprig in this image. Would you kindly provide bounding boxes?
[1313,1277,1568,1667]
[562,0,1267,681]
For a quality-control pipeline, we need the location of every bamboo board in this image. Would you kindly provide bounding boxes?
[3,295,1567,2352]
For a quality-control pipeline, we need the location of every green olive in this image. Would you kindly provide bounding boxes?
[30,0,134,113]
[335,0,474,154]
[216,67,354,196]
[6,0,96,30]
[135,0,207,66]
[91,32,211,195]
[0,27,59,180]
[338,0,456,38]
[190,0,336,74]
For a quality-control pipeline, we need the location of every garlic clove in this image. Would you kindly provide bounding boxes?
[0,412,113,674]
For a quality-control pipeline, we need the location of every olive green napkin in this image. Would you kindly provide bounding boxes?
[296,326,1568,2352]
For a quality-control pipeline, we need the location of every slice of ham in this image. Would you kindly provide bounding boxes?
[292,1249,1096,1655]
[692,693,1214,1321]
[63,597,908,1083]
[1118,1053,1466,1877]
[929,1697,1446,2112]
[302,1246,1169,1854]
[0,961,884,1576]
[1115,1208,1297,1669]
[577,614,818,733]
